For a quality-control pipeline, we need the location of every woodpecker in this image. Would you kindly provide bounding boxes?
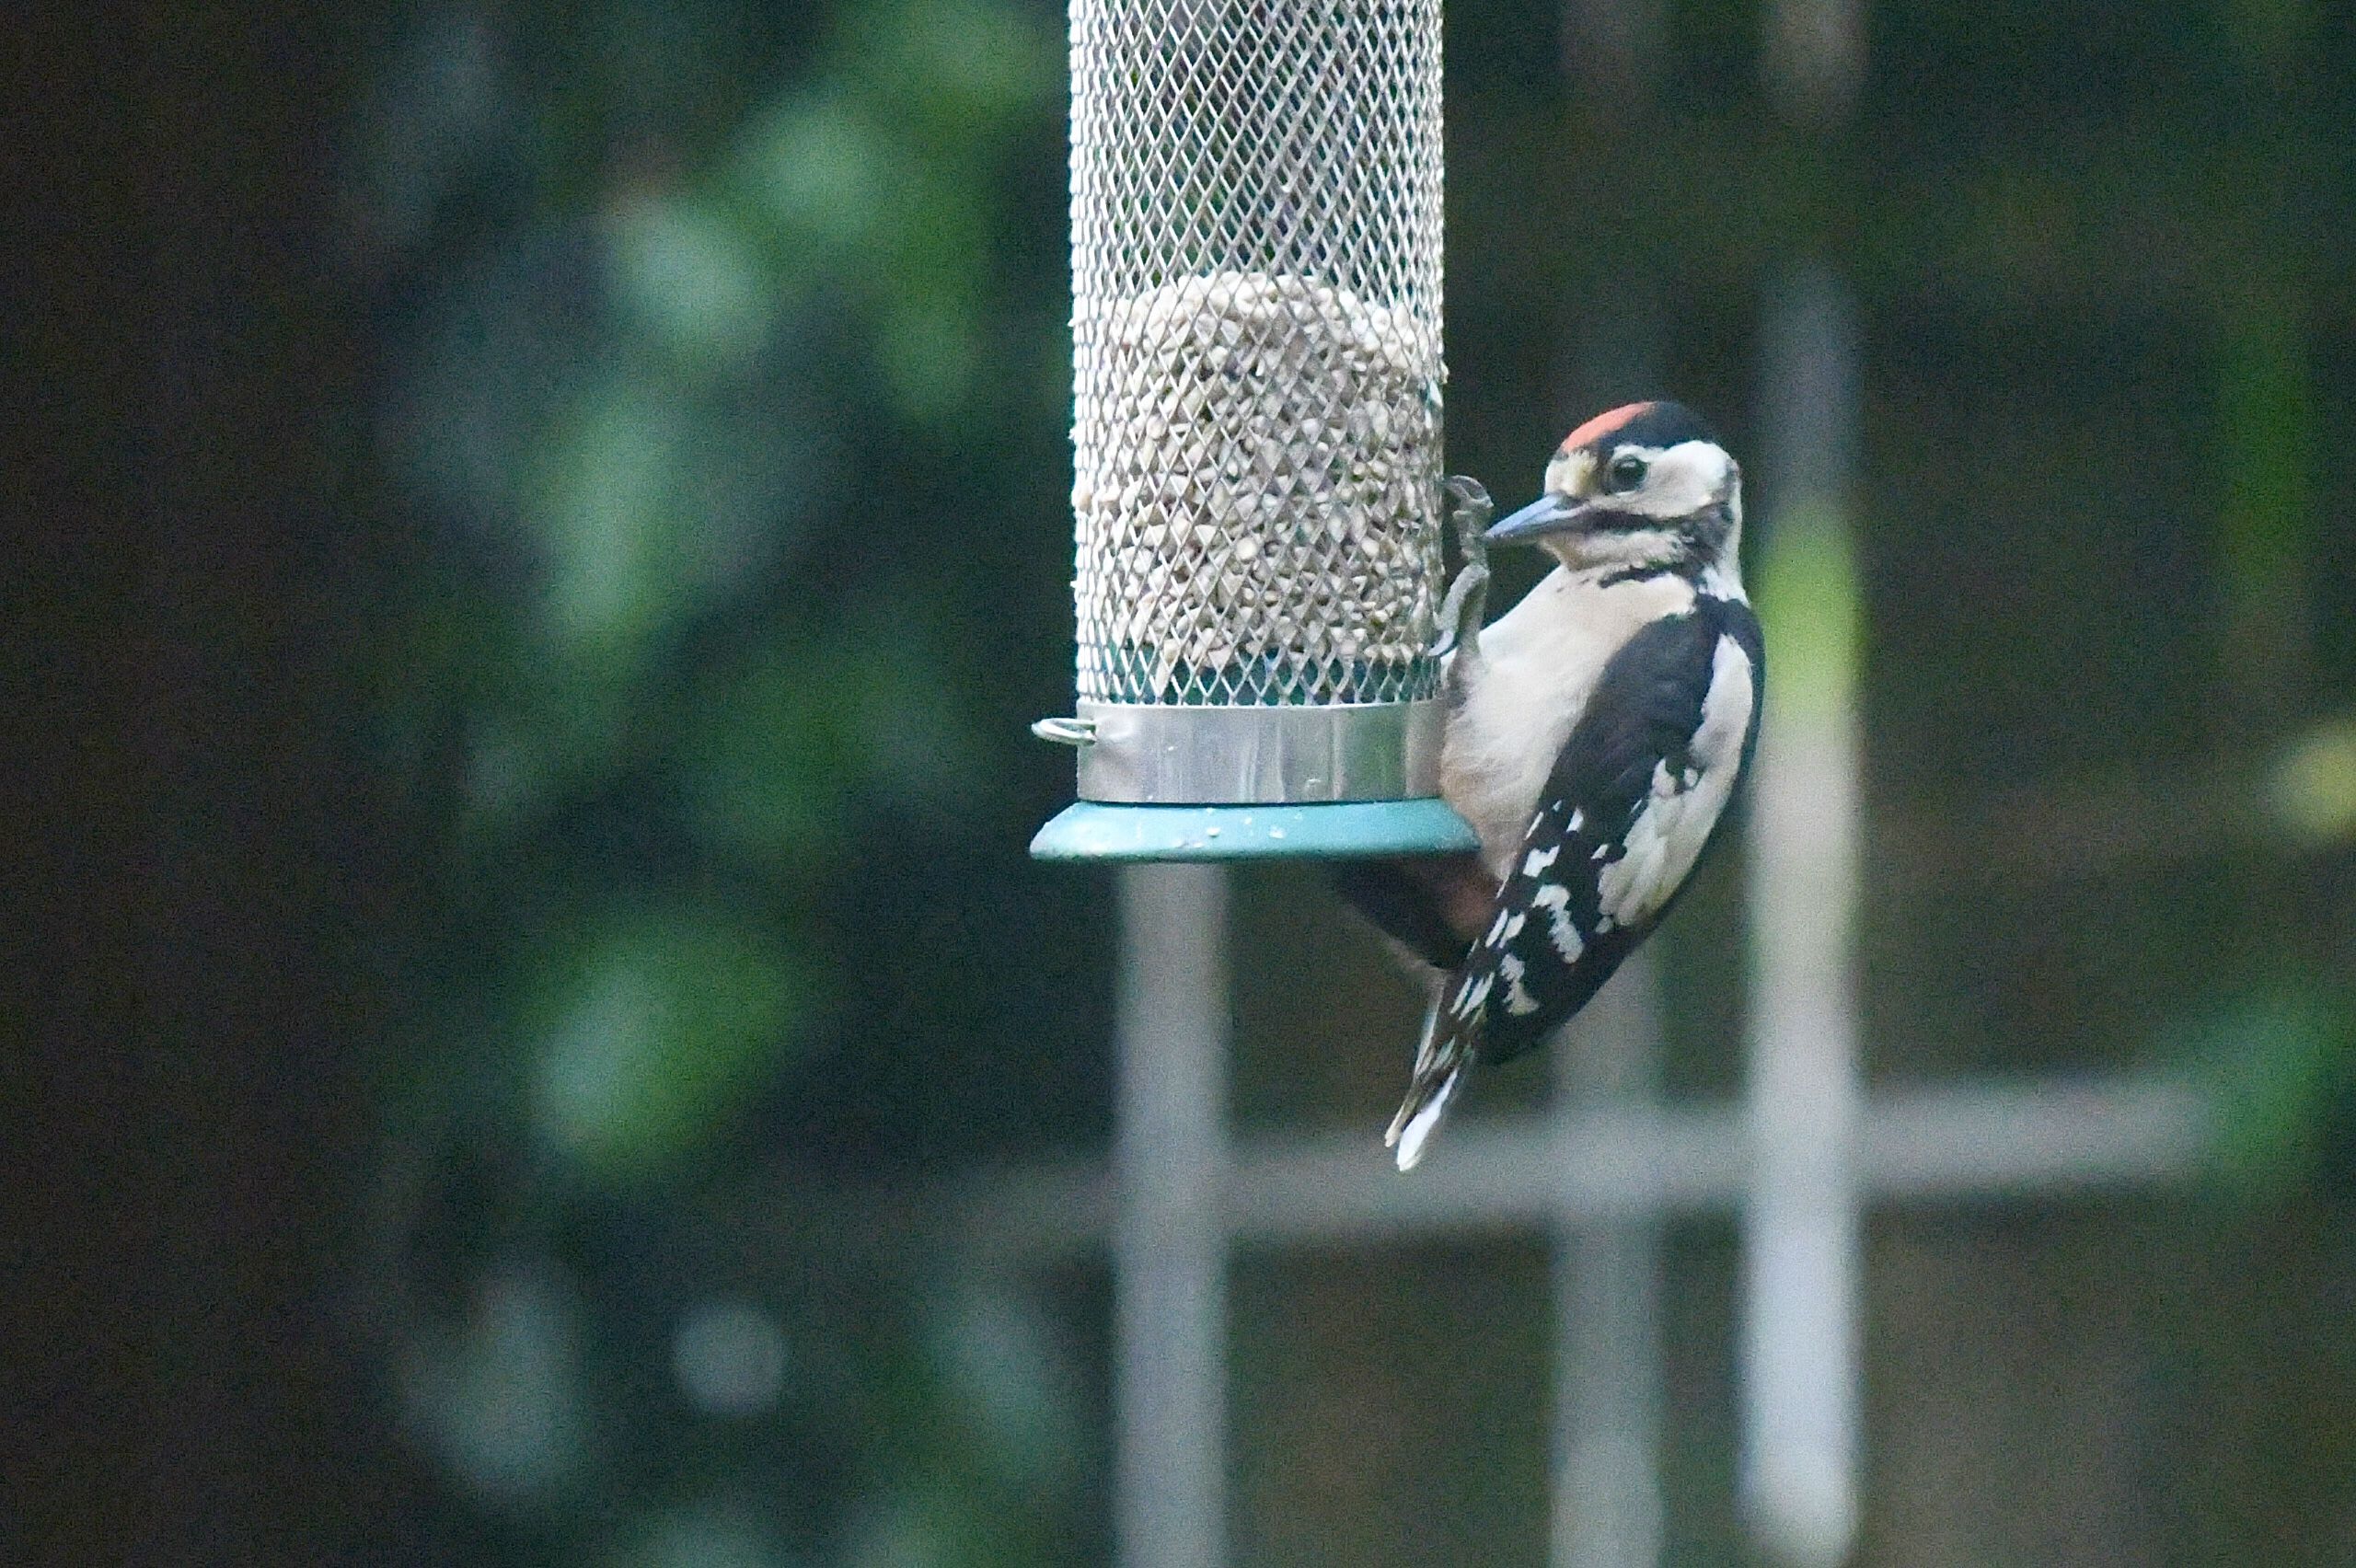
[1334,400,1763,1169]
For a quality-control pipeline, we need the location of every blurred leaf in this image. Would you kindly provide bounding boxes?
[528,908,803,1183]
[928,1292,1084,1481]
[875,291,981,418]
[710,0,1050,424]
[672,1297,792,1418]
[461,670,639,833]
[2215,275,2313,657]
[2172,991,2356,1197]
[678,625,979,870]
[732,97,887,251]
[839,1491,958,1568]
[843,0,1057,132]
[531,374,692,656]
[2267,714,2356,847]
[390,223,609,528]
[358,10,514,252]
[610,192,780,369]
[398,1260,588,1501]
[614,1500,789,1568]
[678,651,860,870]
[514,361,798,668]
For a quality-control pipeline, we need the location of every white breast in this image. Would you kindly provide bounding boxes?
[1440,569,1700,877]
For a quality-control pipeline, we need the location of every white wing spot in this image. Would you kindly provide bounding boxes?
[1532,882,1583,962]
[1523,844,1561,877]
[1499,953,1541,1015]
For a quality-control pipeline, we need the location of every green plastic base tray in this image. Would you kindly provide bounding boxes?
[1029,799,1479,863]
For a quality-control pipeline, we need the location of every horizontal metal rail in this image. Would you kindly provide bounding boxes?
[920,1078,2211,1268]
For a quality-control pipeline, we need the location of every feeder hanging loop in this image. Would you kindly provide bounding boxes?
[1032,716,1099,747]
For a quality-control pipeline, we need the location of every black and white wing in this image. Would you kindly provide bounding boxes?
[1389,598,1762,1166]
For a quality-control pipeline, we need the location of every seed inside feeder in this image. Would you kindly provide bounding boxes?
[1074,271,1442,704]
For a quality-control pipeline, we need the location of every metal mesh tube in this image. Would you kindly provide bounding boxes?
[1069,0,1447,713]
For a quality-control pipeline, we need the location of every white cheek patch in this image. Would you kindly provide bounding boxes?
[1594,635,1754,929]
[1620,439,1730,519]
[1575,526,1688,570]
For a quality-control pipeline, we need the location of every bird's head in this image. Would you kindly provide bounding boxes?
[1485,400,1742,585]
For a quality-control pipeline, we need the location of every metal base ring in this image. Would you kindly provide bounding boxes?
[1069,698,1445,804]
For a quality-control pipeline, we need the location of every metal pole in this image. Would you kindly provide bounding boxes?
[1741,261,1865,1567]
[1113,864,1230,1568]
[1551,954,1668,1568]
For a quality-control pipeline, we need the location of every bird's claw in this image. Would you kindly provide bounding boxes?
[1432,476,1493,661]
[1445,475,1494,564]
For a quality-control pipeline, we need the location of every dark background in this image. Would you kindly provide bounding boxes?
[15,0,2356,1562]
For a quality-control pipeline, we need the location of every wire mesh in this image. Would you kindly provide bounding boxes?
[1069,0,1447,707]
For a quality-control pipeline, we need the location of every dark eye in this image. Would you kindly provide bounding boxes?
[1607,454,1648,491]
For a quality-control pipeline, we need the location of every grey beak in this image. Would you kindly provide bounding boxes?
[1484,492,1591,546]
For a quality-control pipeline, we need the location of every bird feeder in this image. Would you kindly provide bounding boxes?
[1031,0,1478,862]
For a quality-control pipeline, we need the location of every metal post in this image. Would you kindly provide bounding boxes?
[1551,953,1667,1568]
[1113,864,1230,1568]
[1741,261,1865,1567]
[1743,0,1866,1550]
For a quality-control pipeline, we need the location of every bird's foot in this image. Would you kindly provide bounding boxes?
[1432,476,1493,661]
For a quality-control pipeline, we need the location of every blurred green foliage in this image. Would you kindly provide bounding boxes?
[359,0,1095,1560]
[2176,992,2356,1201]
[524,907,803,1182]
